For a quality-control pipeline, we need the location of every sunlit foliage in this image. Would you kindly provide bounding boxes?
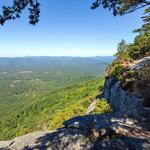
[0,78,112,140]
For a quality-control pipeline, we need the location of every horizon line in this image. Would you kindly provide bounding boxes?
[0,55,114,58]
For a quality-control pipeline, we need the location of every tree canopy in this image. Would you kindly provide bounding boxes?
[92,0,150,15]
[0,0,150,25]
[0,0,40,25]
[107,6,150,85]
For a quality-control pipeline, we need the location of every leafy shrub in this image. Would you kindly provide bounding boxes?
[92,99,112,114]
[110,64,126,80]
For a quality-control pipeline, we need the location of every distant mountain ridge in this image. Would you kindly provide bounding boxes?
[0,56,114,72]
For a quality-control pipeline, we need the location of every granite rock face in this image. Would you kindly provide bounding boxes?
[130,56,150,70]
[100,77,144,117]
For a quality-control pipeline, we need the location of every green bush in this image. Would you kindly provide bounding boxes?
[92,99,112,114]
[110,64,125,80]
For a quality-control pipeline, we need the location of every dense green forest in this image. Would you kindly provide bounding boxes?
[0,57,113,140]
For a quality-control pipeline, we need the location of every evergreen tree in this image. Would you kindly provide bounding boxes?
[92,0,150,15]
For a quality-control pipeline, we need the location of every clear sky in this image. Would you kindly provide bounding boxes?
[0,0,145,57]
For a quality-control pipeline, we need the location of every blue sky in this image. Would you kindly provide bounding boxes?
[0,0,144,57]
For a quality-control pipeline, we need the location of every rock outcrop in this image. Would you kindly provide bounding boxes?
[130,56,150,70]
[63,76,150,150]
[0,57,150,150]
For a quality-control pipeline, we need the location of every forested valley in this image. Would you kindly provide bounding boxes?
[0,57,113,140]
